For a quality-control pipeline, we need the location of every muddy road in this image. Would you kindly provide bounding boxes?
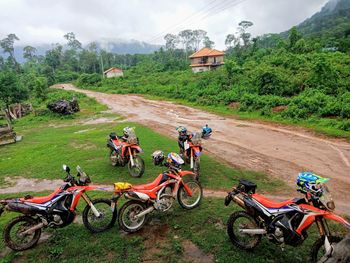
[53,84,350,213]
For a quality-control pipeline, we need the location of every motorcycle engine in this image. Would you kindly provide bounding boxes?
[155,187,174,212]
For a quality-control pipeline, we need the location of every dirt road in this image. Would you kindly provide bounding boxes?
[54,84,350,213]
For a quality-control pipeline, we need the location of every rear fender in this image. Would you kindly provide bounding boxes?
[324,213,350,229]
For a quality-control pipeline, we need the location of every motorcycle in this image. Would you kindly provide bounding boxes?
[112,152,203,233]
[107,127,145,178]
[177,125,212,179]
[0,165,117,251]
[224,173,350,262]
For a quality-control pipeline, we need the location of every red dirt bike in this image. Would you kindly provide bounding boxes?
[112,152,203,232]
[0,165,117,251]
[224,175,350,262]
[177,125,212,179]
[107,127,145,178]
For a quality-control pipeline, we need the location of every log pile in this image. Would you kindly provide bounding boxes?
[5,103,33,120]
[47,97,80,115]
[0,112,16,146]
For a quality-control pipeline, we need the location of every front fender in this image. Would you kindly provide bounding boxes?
[178,171,196,178]
[130,145,143,153]
[324,213,350,229]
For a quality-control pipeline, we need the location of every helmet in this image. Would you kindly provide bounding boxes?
[123,127,130,138]
[152,150,165,166]
[202,124,212,139]
[176,126,187,136]
[296,172,329,197]
[167,152,184,167]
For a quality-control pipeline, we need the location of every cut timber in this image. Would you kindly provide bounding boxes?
[0,111,17,146]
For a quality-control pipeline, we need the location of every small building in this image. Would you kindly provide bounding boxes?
[103,67,124,78]
[189,48,225,73]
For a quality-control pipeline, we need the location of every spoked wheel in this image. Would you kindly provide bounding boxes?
[310,236,342,263]
[193,157,200,180]
[118,200,148,232]
[4,216,42,251]
[177,180,203,209]
[82,198,117,233]
[227,211,261,251]
[128,155,145,178]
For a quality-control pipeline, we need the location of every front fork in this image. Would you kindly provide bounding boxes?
[128,148,135,167]
[316,217,333,256]
[81,193,101,217]
[190,150,194,169]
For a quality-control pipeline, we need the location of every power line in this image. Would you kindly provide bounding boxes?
[148,0,232,42]
[149,0,248,44]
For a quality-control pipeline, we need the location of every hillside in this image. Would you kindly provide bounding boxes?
[297,0,350,38]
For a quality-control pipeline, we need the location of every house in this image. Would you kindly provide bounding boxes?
[103,67,124,78]
[189,47,225,73]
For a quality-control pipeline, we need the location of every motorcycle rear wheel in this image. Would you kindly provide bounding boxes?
[177,180,203,209]
[227,211,261,251]
[4,216,42,251]
[128,155,145,178]
[118,200,148,232]
[310,235,342,263]
[82,198,117,233]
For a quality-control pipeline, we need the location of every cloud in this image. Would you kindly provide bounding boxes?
[0,0,329,50]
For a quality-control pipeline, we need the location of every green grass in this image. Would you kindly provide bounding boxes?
[1,196,348,263]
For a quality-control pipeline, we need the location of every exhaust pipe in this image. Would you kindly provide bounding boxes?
[232,195,246,209]
[135,206,154,218]
[18,223,44,236]
[238,228,267,235]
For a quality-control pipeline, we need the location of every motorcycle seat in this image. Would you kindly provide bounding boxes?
[21,189,61,204]
[252,193,294,209]
[133,174,163,191]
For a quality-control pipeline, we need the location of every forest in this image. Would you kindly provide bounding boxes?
[1,0,350,136]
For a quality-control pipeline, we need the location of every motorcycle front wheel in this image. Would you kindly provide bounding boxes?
[227,211,261,251]
[193,157,200,179]
[118,200,148,232]
[310,235,342,263]
[82,198,117,233]
[4,216,42,251]
[177,180,203,209]
[128,155,145,178]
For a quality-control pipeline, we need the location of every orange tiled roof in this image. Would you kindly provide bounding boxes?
[189,47,224,58]
[104,67,123,74]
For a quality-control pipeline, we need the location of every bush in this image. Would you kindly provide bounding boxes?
[77,73,102,87]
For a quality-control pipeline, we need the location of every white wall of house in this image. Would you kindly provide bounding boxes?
[105,71,123,78]
[192,66,210,73]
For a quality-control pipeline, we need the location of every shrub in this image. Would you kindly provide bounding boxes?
[77,73,102,87]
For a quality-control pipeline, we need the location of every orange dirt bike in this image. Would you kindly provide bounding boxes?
[176,125,212,179]
[224,173,350,262]
[0,165,117,251]
[111,152,203,232]
[107,127,145,178]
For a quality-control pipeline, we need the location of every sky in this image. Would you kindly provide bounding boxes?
[0,0,329,50]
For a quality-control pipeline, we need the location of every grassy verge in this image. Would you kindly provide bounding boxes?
[1,196,348,263]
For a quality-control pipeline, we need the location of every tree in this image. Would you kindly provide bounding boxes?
[289,26,302,49]
[164,34,179,51]
[192,29,207,51]
[225,34,238,48]
[0,71,28,115]
[203,36,215,48]
[63,32,82,50]
[45,44,63,73]
[33,76,48,100]
[238,20,254,47]
[0,34,20,71]
[23,45,37,61]
[178,29,194,55]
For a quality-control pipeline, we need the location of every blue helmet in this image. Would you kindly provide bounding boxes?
[296,172,329,197]
[202,124,212,139]
[176,126,187,135]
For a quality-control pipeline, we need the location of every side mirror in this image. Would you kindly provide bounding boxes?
[63,164,70,173]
